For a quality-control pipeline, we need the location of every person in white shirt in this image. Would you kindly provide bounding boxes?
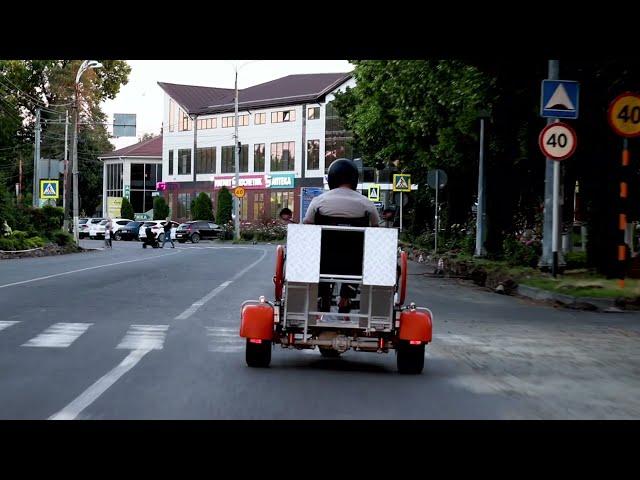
[303,159,379,313]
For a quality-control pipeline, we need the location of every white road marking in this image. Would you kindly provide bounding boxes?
[207,326,244,352]
[22,323,92,348]
[48,348,151,420]
[175,248,267,320]
[0,251,181,290]
[0,321,20,332]
[117,324,169,350]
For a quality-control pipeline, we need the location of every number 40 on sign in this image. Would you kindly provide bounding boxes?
[539,122,578,161]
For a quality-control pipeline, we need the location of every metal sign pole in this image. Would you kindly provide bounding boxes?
[619,137,630,288]
[552,159,560,277]
[400,191,403,232]
[434,170,439,253]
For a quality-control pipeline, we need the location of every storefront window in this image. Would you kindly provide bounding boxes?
[253,193,264,220]
[270,191,294,218]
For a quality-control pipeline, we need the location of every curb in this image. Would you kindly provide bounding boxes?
[515,284,635,313]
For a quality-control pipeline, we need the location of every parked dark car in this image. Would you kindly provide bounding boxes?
[175,221,223,243]
[118,221,146,241]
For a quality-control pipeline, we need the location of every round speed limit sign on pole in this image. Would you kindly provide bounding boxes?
[608,92,640,138]
[539,121,577,160]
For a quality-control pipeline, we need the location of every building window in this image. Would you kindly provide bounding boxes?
[271,110,296,123]
[169,99,176,132]
[130,163,162,213]
[254,143,265,172]
[270,191,295,218]
[240,197,248,220]
[222,115,249,128]
[196,118,217,130]
[307,140,320,170]
[177,193,192,219]
[178,108,192,132]
[106,163,123,198]
[325,101,355,169]
[270,141,295,171]
[221,145,249,173]
[178,149,192,175]
[253,193,264,220]
[196,147,216,174]
[307,107,320,120]
[255,113,266,125]
[168,150,174,175]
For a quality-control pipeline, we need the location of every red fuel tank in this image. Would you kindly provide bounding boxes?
[239,303,274,340]
[398,309,432,342]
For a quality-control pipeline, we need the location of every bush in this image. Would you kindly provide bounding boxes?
[565,251,587,269]
[0,233,46,251]
[52,229,74,246]
[216,187,233,225]
[120,197,135,220]
[153,196,170,220]
[192,192,215,221]
[502,236,540,268]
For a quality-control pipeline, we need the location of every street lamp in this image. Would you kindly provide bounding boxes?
[227,61,259,240]
[72,60,102,245]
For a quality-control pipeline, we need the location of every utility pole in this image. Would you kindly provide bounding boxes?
[475,111,489,256]
[63,109,70,230]
[72,85,80,244]
[32,108,41,207]
[17,156,22,201]
[540,60,563,270]
[234,68,240,240]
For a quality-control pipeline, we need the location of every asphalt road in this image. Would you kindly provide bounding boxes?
[1,239,638,419]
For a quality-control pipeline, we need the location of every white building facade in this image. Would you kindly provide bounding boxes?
[158,73,358,223]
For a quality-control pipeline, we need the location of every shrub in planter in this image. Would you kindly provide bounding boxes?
[52,229,74,246]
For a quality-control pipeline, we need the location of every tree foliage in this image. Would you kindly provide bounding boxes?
[216,187,233,225]
[192,192,214,221]
[0,60,131,216]
[153,196,170,220]
[120,196,134,220]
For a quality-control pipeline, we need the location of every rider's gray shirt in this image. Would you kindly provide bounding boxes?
[303,187,380,226]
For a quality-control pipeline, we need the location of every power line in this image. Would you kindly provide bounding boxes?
[0,75,74,109]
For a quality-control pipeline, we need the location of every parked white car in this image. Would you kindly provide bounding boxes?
[138,220,179,242]
[80,218,104,239]
[89,218,134,240]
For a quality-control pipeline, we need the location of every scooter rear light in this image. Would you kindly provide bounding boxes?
[249,338,263,344]
[409,340,422,345]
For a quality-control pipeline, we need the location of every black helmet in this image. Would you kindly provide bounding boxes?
[327,158,359,190]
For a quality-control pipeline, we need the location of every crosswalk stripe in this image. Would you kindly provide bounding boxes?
[117,324,169,350]
[22,323,93,348]
[207,327,244,353]
[0,321,20,332]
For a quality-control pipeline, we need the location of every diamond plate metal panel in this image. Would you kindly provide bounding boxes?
[363,228,398,286]
[286,224,321,283]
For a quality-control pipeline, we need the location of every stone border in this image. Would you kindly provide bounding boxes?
[515,284,636,312]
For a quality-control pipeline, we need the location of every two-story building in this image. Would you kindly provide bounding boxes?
[158,72,356,223]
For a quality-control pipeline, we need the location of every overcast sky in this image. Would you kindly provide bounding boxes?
[101,60,353,150]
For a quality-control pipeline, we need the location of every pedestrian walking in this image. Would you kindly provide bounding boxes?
[105,217,113,248]
[162,217,175,248]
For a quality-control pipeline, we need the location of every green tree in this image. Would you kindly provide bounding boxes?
[216,187,232,225]
[120,197,134,220]
[192,192,214,221]
[0,60,131,215]
[153,196,170,220]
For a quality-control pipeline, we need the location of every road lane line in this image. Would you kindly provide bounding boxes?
[0,251,182,290]
[174,248,267,320]
[48,348,152,420]
[22,323,93,348]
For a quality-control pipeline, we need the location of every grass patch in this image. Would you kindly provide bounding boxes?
[520,275,640,299]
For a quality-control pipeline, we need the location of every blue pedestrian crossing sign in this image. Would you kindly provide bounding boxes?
[541,80,579,119]
[40,179,59,199]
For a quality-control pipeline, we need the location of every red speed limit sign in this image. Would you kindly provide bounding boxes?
[539,121,577,160]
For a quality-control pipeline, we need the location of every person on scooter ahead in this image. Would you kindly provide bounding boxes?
[303,158,380,314]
